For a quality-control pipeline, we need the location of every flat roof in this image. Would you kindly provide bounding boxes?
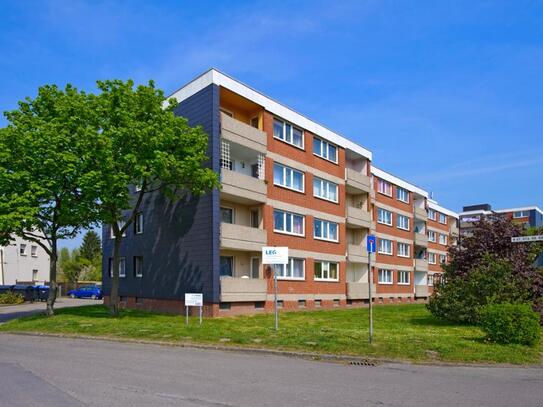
[371,166,428,198]
[167,68,372,160]
[495,206,543,216]
[428,200,459,218]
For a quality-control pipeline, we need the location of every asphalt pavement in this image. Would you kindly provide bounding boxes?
[0,333,541,407]
[0,298,100,323]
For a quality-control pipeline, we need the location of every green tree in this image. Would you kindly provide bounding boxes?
[0,85,100,315]
[79,230,101,261]
[91,80,219,316]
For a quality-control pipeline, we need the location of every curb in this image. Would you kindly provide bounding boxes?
[2,330,541,368]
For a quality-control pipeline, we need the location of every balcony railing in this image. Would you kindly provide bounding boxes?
[346,282,376,300]
[220,277,267,302]
[220,112,267,153]
[415,285,429,298]
[221,168,267,204]
[450,225,459,236]
[414,207,428,220]
[414,258,428,272]
[346,206,372,229]
[220,223,266,252]
[347,244,369,263]
[345,168,371,194]
[414,232,428,247]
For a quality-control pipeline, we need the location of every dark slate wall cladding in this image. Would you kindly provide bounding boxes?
[102,84,220,303]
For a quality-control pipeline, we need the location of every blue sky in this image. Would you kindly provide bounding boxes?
[1,0,542,249]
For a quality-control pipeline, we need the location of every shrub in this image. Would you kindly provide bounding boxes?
[0,291,24,305]
[479,303,540,346]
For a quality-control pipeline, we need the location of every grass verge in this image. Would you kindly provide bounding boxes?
[0,304,541,365]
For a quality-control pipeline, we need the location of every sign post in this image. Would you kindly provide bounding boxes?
[184,293,203,326]
[366,235,376,344]
[262,246,289,331]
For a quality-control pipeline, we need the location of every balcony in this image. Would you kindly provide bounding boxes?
[346,282,376,300]
[414,232,428,247]
[450,225,459,236]
[345,168,371,194]
[221,169,267,204]
[346,206,372,229]
[220,223,267,252]
[220,277,267,302]
[415,285,429,298]
[414,207,428,220]
[220,112,267,153]
[347,244,369,263]
[414,258,428,272]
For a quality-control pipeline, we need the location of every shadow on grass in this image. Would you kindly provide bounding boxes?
[407,315,460,328]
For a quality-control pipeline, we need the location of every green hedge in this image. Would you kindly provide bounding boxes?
[479,303,540,346]
[0,291,24,305]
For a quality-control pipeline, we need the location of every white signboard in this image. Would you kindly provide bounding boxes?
[185,293,203,307]
[262,246,289,264]
[511,235,543,243]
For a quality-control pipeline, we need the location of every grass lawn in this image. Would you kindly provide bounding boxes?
[0,304,541,365]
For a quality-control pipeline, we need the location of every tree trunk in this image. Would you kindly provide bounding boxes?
[109,236,122,317]
[46,239,58,316]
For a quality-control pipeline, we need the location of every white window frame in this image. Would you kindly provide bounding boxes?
[397,242,410,258]
[273,117,304,149]
[30,245,37,257]
[377,208,393,226]
[377,179,393,196]
[428,209,437,221]
[439,234,447,245]
[135,212,144,234]
[110,221,127,239]
[428,274,434,286]
[397,270,410,285]
[273,209,305,237]
[119,257,126,278]
[314,261,339,282]
[220,206,234,224]
[378,238,393,255]
[428,230,436,242]
[396,214,410,231]
[378,269,393,285]
[439,254,447,264]
[313,176,339,203]
[313,136,338,163]
[19,244,27,256]
[439,213,447,224]
[134,256,143,278]
[513,210,529,218]
[313,218,339,242]
[396,187,409,203]
[428,252,437,264]
[273,258,305,280]
[273,163,305,193]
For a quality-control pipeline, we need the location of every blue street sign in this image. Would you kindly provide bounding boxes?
[367,235,376,253]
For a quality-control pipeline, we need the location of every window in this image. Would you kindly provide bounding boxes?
[274,210,304,236]
[220,256,233,277]
[439,234,447,245]
[273,258,305,280]
[428,252,437,264]
[32,269,38,281]
[513,210,529,218]
[428,209,437,221]
[273,163,304,192]
[313,137,338,163]
[250,116,259,128]
[378,239,393,255]
[110,221,126,238]
[398,270,410,285]
[251,257,260,279]
[135,212,144,234]
[377,179,392,196]
[220,207,234,224]
[119,257,126,277]
[396,187,409,203]
[377,208,393,226]
[397,214,410,231]
[250,210,259,228]
[31,245,37,257]
[313,177,338,203]
[439,213,447,224]
[428,274,434,286]
[314,261,339,281]
[428,230,436,242]
[313,219,339,242]
[273,118,303,148]
[378,269,393,284]
[397,243,410,258]
[19,244,26,256]
[439,254,447,264]
[134,256,143,277]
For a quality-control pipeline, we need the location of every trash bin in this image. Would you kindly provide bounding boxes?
[36,285,50,302]
[0,285,11,296]
[11,285,36,302]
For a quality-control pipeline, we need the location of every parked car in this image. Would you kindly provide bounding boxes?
[67,286,102,300]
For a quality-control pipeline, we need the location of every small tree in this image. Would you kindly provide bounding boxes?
[428,217,543,323]
[91,80,219,316]
[0,85,100,315]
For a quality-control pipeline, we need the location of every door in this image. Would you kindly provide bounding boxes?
[220,256,234,277]
[251,257,260,279]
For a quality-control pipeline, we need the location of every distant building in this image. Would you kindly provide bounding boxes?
[0,236,50,285]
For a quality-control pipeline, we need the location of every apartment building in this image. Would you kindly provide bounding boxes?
[0,236,50,285]
[102,68,458,316]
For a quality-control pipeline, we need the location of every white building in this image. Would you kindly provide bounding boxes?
[0,236,50,285]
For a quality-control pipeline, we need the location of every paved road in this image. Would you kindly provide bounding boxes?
[0,298,101,323]
[0,334,541,407]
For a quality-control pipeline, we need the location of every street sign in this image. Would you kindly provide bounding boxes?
[511,235,543,243]
[185,293,203,307]
[262,246,289,264]
[367,235,376,253]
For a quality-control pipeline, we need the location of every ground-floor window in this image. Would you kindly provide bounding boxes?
[428,274,434,286]
[134,256,143,278]
[314,261,339,281]
[378,269,393,284]
[397,270,410,285]
[220,256,233,277]
[273,258,305,280]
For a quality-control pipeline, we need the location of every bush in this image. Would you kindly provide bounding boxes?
[479,303,540,346]
[0,291,24,305]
